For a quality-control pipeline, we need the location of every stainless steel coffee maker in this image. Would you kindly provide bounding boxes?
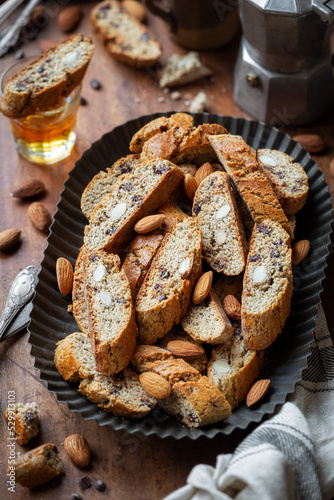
[234,0,334,125]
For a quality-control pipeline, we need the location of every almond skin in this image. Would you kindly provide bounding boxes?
[292,239,310,265]
[293,134,325,154]
[56,257,73,296]
[28,202,51,232]
[194,162,213,187]
[184,174,198,200]
[134,214,165,234]
[246,379,270,407]
[139,372,171,399]
[166,340,205,360]
[192,271,213,304]
[123,0,146,22]
[11,179,45,199]
[223,295,241,321]
[64,434,90,467]
[0,228,21,251]
[58,6,83,32]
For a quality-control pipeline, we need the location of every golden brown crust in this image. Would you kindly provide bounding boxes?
[241,219,293,350]
[54,332,95,381]
[9,443,65,488]
[209,135,292,237]
[4,403,40,446]
[157,202,188,234]
[0,35,93,118]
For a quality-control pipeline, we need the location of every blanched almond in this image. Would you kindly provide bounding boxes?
[139,372,171,399]
[192,271,213,304]
[166,340,204,360]
[134,214,165,234]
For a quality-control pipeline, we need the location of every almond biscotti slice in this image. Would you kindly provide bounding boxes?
[193,171,247,275]
[79,367,156,419]
[207,334,264,409]
[242,219,292,350]
[72,247,90,334]
[91,1,162,68]
[129,113,194,153]
[4,403,40,446]
[209,135,291,237]
[84,160,184,253]
[135,219,202,344]
[81,154,141,220]
[158,329,208,374]
[54,332,95,381]
[158,376,231,429]
[157,202,189,234]
[257,149,309,215]
[0,35,94,119]
[181,289,234,345]
[83,250,136,375]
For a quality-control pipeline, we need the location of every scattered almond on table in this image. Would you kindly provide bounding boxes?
[28,202,51,232]
[0,228,21,251]
[11,179,45,199]
[293,133,325,154]
[64,434,90,468]
[58,6,83,33]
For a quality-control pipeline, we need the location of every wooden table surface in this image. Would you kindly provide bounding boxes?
[1,4,334,499]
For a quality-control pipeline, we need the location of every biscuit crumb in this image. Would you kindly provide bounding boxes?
[189,91,209,113]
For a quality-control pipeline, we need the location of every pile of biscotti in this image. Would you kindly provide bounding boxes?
[54,112,309,429]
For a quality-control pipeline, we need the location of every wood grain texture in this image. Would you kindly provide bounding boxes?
[0,4,334,499]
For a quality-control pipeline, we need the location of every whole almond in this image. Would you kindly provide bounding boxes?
[194,162,213,186]
[246,379,270,407]
[40,39,57,52]
[0,228,21,251]
[123,0,147,22]
[184,174,198,200]
[166,340,205,360]
[293,134,325,154]
[28,202,51,232]
[58,6,83,32]
[134,214,165,234]
[139,372,172,399]
[223,295,241,321]
[192,271,213,304]
[292,239,310,265]
[64,434,90,467]
[56,257,73,296]
[11,179,45,199]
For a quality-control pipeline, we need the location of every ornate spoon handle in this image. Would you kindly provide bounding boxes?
[0,266,38,340]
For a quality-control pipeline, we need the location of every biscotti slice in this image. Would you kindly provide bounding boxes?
[91,1,162,68]
[242,219,292,350]
[208,135,291,236]
[131,345,173,372]
[81,154,141,219]
[181,289,234,345]
[159,52,212,88]
[84,159,184,253]
[4,403,40,446]
[214,273,244,304]
[135,218,202,344]
[79,367,156,419]
[72,247,90,334]
[158,329,208,374]
[54,332,95,381]
[257,149,309,215]
[193,171,247,274]
[157,202,189,234]
[207,335,264,409]
[10,443,65,488]
[122,233,164,298]
[83,250,136,375]
[288,215,296,240]
[0,35,94,119]
[130,113,193,153]
[158,376,231,429]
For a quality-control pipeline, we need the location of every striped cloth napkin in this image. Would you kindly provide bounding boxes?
[164,306,334,500]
